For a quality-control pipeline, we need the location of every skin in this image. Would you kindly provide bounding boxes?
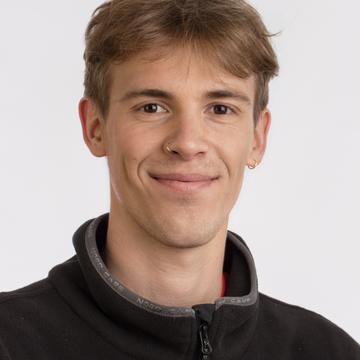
[79,45,271,307]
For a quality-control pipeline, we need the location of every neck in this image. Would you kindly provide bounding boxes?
[104,206,227,308]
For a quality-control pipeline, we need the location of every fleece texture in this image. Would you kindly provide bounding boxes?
[0,212,359,360]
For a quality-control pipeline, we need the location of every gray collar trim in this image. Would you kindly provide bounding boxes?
[85,213,258,318]
[216,231,258,310]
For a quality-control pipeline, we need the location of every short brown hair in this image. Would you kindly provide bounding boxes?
[83,0,279,125]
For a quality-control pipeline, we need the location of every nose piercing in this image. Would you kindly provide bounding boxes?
[165,143,173,153]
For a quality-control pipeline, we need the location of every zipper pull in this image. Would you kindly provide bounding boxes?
[199,322,213,360]
[193,304,215,360]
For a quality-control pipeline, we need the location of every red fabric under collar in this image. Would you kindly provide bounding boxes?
[221,272,228,297]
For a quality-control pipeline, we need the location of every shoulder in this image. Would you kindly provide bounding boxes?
[0,254,80,319]
[0,255,80,327]
[0,278,58,357]
[256,292,360,359]
[0,277,56,307]
[0,278,57,326]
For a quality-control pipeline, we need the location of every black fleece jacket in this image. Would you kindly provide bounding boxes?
[0,212,359,360]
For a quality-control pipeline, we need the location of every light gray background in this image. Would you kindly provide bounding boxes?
[0,0,359,341]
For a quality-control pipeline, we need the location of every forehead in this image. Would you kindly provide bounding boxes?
[109,46,256,102]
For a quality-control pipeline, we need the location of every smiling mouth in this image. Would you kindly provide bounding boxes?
[149,174,219,194]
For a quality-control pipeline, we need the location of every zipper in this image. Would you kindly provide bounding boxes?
[193,304,215,360]
[199,321,213,360]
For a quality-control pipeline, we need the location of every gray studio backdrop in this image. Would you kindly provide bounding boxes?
[1,0,359,341]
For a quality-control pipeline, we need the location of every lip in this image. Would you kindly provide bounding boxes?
[149,173,219,194]
[149,173,218,182]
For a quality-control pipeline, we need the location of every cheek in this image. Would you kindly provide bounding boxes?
[220,136,250,204]
[108,125,159,184]
[107,120,141,159]
[220,131,252,173]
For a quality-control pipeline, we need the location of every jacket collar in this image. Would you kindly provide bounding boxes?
[49,212,260,358]
[81,212,258,317]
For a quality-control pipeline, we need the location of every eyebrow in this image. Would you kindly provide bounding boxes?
[119,88,251,105]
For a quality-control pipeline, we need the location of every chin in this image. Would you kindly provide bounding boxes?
[149,216,227,250]
[159,236,209,250]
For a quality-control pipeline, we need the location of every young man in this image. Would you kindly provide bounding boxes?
[0,0,359,359]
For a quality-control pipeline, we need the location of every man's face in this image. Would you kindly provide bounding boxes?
[81,46,270,249]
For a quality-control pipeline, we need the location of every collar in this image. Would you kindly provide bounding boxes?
[49,212,260,358]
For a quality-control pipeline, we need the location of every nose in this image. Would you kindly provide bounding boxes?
[164,113,209,160]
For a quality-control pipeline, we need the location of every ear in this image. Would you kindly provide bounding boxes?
[247,108,271,166]
[78,96,107,157]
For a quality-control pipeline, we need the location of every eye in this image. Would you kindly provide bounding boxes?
[139,103,167,113]
[212,104,234,115]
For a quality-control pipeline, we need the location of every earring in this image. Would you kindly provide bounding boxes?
[247,160,258,170]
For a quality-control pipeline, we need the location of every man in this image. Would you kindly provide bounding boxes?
[0,0,359,359]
